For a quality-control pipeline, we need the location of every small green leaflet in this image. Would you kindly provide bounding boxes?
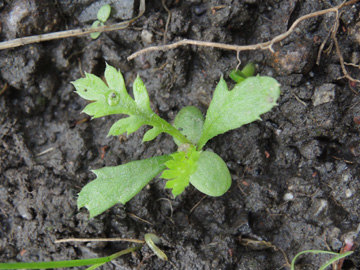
[72,63,138,119]
[197,76,281,149]
[78,155,171,218]
[97,4,111,22]
[90,20,103,39]
[161,146,200,197]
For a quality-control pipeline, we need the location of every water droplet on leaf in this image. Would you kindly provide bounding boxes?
[107,90,120,106]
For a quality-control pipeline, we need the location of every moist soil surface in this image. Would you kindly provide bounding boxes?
[1,0,360,269]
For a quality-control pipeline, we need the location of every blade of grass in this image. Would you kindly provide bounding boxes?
[318,251,353,270]
[0,245,141,269]
[291,250,353,270]
[86,264,104,270]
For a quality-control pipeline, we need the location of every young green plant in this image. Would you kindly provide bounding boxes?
[90,4,111,39]
[72,63,280,217]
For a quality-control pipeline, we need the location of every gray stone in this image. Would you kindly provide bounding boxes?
[312,84,336,106]
[17,202,34,220]
[0,0,60,39]
[141,29,154,44]
[306,198,329,222]
[271,40,316,75]
[298,140,322,160]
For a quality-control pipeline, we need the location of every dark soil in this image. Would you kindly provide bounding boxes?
[1,0,360,269]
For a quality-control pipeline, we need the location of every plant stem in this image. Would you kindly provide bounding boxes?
[154,115,192,145]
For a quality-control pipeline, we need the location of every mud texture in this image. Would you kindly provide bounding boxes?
[1,0,360,269]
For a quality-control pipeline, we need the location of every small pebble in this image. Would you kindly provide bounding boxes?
[298,140,322,160]
[312,84,336,106]
[345,189,353,198]
[141,29,153,44]
[283,192,294,201]
[193,5,206,16]
[343,174,350,182]
[331,238,343,250]
[17,204,33,220]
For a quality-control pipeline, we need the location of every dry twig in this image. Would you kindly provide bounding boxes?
[333,28,360,84]
[0,0,146,50]
[127,0,358,61]
[161,0,171,44]
[189,195,207,215]
[128,212,153,225]
[0,83,8,96]
[323,5,360,86]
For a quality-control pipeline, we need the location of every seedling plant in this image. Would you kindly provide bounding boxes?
[90,4,111,39]
[71,63,281,218]
[0,64,280,269]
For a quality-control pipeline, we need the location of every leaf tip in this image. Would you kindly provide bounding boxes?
[89,169,100,178]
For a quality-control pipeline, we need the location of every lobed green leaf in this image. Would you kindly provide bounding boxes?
[133,75,152,113]
[72,73,109,101]
[197,76,280,149]
[108,115,147,136]
[78,155,171,218]
[104,63,126,95]
[73,64,189,144]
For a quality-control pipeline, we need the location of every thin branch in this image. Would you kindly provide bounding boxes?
[330,5,360,84]
[292,93,307,107]
[162,0,171,44]
[189,195,207,215]
[0,83,9,96]
[128,39,265,61]
[316,24,334,65]
[0,23,125,50]
[344,62,360,68]
[0,0,146,50]
[127,0,359,61]
[235,50,241,71]
[333,28,360,84]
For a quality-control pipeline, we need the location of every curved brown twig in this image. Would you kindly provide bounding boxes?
[127,0,358,61]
